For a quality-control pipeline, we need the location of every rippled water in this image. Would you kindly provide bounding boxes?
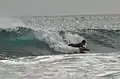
[0,15,120,79]
[0,53,120,79]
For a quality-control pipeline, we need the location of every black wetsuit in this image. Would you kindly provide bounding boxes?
[68,43,83,48]
[68,43,89,53]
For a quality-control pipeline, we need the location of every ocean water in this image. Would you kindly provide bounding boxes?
[0,15,120,79]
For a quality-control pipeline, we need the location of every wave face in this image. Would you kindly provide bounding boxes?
[0,16,120,58]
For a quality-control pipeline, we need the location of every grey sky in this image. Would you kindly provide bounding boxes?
[0,0,120,16]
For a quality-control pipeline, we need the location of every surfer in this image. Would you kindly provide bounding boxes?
[68,40,90,53]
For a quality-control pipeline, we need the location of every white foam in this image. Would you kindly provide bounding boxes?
[33,30,82,53]
[96,71,120,77]
[64,32,84,44]
[0,53,120,79]
[0,59,40,64]
[0,55,65,64]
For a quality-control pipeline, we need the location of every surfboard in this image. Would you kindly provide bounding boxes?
[80,48,90,51]
[78,47,90,53]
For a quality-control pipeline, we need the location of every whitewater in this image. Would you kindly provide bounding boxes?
[0,15,120,79]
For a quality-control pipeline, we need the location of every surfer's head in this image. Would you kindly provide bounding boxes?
[81,40,86,45]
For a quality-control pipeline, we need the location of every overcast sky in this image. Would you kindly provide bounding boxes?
[0,0,120,16]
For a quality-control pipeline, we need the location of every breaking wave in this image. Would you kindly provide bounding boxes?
[0,16,120,58]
